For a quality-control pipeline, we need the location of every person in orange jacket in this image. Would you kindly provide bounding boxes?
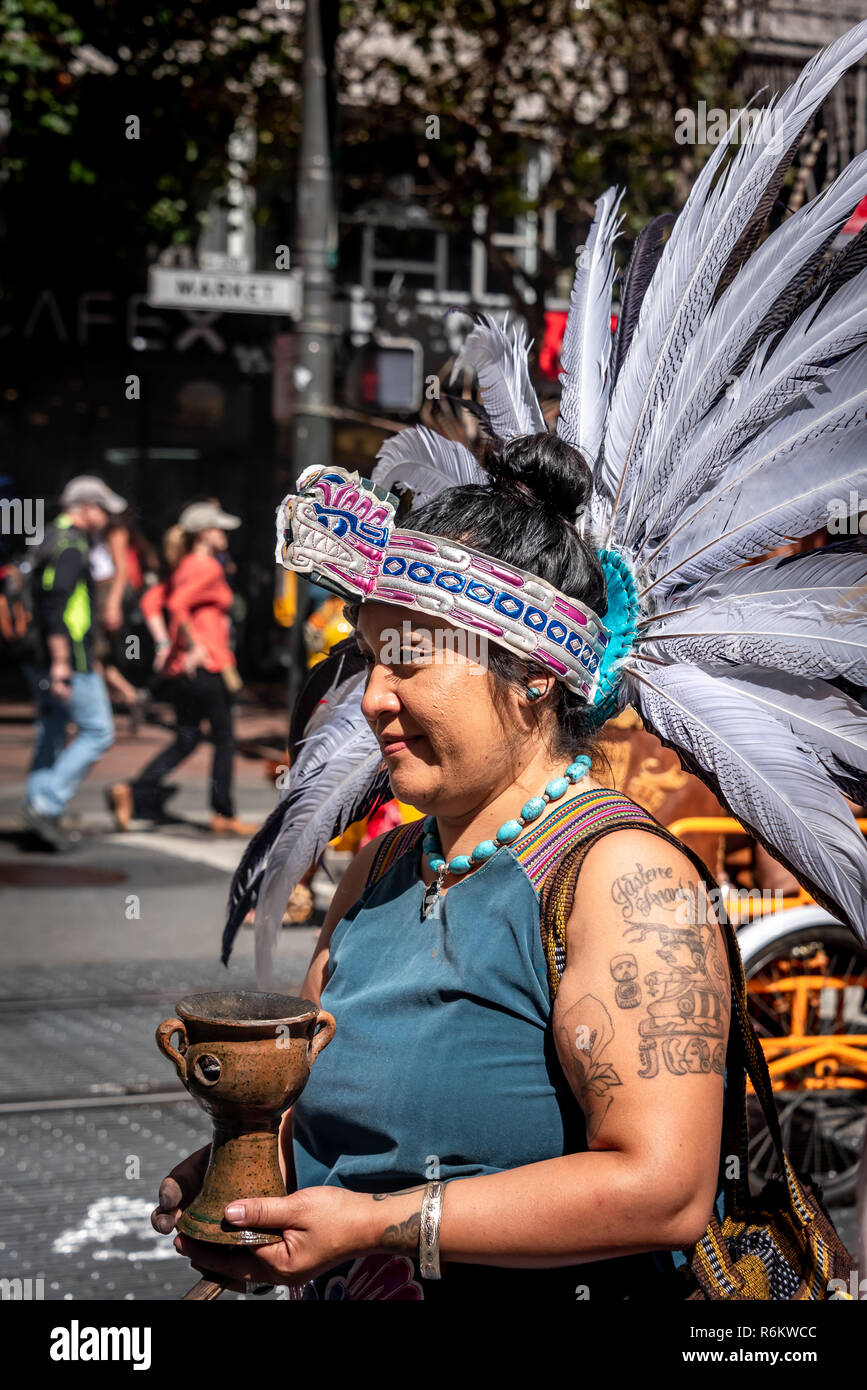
[107,501,256,836]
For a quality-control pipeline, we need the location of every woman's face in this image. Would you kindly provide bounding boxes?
[356,601,528,815]
[198,526,228,551]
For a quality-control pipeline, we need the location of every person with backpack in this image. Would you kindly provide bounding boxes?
[107,501,256,836]
[24,475,127,851]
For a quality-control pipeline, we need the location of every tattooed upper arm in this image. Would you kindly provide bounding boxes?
[552,829,731,1168]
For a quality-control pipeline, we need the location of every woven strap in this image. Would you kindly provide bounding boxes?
[364,816,426,893]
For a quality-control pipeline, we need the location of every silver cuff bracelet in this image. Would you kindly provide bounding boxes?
[418,1179,445,1280]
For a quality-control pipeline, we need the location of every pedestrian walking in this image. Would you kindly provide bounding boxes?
[90,516,148,728]
[107,501,255,836]
[24,475,126,851]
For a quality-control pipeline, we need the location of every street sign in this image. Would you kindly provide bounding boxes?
[147,266,302,318]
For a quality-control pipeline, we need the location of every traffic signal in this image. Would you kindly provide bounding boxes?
[345,338,423,413]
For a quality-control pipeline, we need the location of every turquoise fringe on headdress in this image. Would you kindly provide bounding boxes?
[587,549,640,725]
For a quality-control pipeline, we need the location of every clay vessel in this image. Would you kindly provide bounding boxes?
[156,990,335,1246]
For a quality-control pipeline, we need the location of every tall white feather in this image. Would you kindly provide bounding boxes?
[704,666,867,791]
[641,346,867,593]
[640,549,867,682]
[557,186,624,469]
[639,261,867,549]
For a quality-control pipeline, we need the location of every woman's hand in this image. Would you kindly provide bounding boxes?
[151,641,170,675]
[172,1187,376,1292]
[151,1143,211,1235]
[181,643,208,675]
[49,658,73,700]
[151,1148,376,1291]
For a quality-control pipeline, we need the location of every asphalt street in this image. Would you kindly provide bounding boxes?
[0,747,334,1301]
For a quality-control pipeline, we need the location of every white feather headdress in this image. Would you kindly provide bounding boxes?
[225,19,867,981]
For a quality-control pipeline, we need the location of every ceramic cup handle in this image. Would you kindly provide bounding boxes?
[310,1009,336,1062]
[156,1017,188,1082]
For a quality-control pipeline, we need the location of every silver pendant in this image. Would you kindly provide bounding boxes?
[420,865,447,922]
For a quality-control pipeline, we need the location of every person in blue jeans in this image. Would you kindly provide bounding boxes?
[25,475,127,851]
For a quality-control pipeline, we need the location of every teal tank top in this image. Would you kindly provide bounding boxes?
[292,790,694,1301]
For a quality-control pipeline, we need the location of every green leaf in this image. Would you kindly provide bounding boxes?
[39,111,71,135]
[69,158,96,184]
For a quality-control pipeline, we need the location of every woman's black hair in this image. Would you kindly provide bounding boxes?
[353,431,608,762]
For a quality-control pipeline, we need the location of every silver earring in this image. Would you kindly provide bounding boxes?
[527,686,542,701]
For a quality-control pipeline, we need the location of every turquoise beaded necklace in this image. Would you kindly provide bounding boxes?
[419,754,592,921]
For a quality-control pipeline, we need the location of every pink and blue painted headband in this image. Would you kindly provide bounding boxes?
[275,465,612,701]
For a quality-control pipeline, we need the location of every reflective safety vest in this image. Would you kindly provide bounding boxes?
[38,516,93,672]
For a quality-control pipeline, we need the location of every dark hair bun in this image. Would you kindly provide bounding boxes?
[481,432,592,520]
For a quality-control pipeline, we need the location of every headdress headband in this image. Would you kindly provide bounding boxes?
[276,464,612,701]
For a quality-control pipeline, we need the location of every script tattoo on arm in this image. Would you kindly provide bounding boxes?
[608,863,731,1080]
[556,994,623,1142]
[610,860,686,919]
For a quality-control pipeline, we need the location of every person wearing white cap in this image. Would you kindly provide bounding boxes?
[108,499,256,836]
[24,475,127,850]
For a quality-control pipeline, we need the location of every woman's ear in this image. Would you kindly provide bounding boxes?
[523,677,556,706]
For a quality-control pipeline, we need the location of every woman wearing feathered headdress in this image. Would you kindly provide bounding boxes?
[154,21,867,1300]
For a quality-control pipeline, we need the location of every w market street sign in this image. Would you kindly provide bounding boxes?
[147,266,301,317]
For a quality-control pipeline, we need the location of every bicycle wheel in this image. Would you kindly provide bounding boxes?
[740,921,867,1204]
